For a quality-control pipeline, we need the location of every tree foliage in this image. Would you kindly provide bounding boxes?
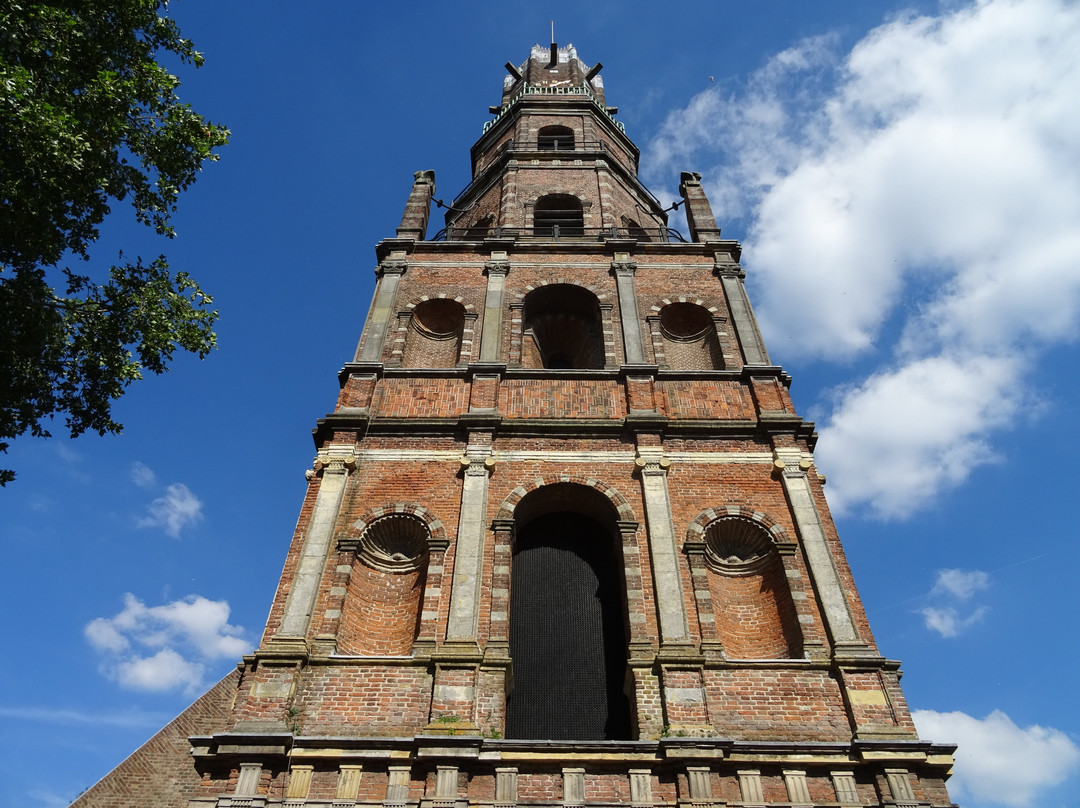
[0,1,229,483]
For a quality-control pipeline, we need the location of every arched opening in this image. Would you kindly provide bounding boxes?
[659,302,724,370]
[506,484,631,740]
[463,213,493,241]
[534,194,584,238]
[401,299,465,368]
[621,216,651,242]
[537,125,575,151]
[704,517,801,659]
[521,284,604,370]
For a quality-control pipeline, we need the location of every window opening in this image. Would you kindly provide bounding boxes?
[522,284,604,369]
[534,194,584,238]
[537,125,575,151]
[621,216,651,242]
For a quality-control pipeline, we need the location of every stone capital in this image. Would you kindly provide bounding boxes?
[315,452,357,475]
[635,452,672,475]
[376,260,408,278]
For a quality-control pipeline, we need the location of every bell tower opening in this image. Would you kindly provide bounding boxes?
[521,283,604,370]
[506,484,631,741]
[533,194,584,237]
[537,124,575,151]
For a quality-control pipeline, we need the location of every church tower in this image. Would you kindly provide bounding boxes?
[74,45,956,808]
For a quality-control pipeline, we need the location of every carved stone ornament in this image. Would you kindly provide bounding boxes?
[703,516,776,574]
[354,513,430,573]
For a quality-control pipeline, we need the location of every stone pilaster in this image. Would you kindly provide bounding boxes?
[636,450,691,645]
[562,768,585,806]
[774,452,863,651]
[480,257,510,362]
[276,450,355,641]
[336,765,364,802]
[495,768,518,807]
[357,257,407,362]
[629,770,652,806]
[783,769,812,807]
[447,451,494,643]
[714,257,770,365]
[737,770,764,807]
[611,258,646,364]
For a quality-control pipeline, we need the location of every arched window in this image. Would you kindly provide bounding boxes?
[534,194,584,238]
[659,302,724,370]
[338,515,430,656]
[521,284,604,369]
[703,517,800,659]
[537,125,575,151]
[506,483,631,740]
[463,213,493,241]
[401,299,465,368]
[620,216,651,242]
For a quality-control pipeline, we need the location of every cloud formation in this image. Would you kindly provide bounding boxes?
[919,567,991,637]
[137,482,203,537]
[85,594,250,693]
[931,568,990,600]
[919,605,988,638]
[130,461,157,488]
[644,0,1080,517]
[914,708,1080,806]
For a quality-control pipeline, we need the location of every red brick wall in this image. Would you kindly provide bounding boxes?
[338,561,425,655]
[709,556,799,659]
[293,665,432,735]
[703,668,853,740]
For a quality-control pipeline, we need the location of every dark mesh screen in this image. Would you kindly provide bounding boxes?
[506,513,630,740]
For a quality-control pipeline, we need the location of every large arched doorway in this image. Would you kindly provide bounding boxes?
[506,484,631,740]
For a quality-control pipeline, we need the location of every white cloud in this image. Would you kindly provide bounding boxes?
[814,355,1023,517]
[919,568,992,637]
[84,617,130,653]
[85,594,251,693]
[137,482,203,537]
[114,648,205,693]
[932,568,990,600]
[644,0,1080,517]
[130,461,157,488]
[920,605,988,637]
[914,708,1080,806]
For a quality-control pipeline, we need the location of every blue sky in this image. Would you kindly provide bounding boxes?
[2,2,1079,806]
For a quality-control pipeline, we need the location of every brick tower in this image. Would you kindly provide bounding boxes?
[74,44,956,808]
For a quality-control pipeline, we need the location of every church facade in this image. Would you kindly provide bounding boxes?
[74,44,956,808]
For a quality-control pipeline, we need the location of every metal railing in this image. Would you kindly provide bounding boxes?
[483,83,626,135]
[428,225,688,243]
